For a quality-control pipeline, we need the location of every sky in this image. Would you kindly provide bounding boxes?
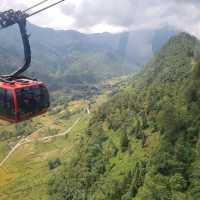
[1,0,200,37]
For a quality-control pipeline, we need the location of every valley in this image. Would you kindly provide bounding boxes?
[1,1,200,199]
[0,23,176,91]
[0,18,199,200]
[0,77,125,200]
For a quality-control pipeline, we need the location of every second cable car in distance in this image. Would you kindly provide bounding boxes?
[0,0,65,123]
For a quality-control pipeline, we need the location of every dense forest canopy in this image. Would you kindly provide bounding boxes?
[48,33,200,200]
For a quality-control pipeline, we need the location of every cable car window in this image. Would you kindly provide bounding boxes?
[16,86,49,116]
[17,88,36,115]
[0,89,15,119]
[0,88,5,114]
[41,86,50,108]
[5,90,15,118]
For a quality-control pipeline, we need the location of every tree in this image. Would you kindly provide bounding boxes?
[169,173,187,192]
[48,158,61,170]
[157,99,181,142]
[120,132,129,152]
[192,58,200,80]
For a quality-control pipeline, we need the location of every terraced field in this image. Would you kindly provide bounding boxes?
[0,101,89,200]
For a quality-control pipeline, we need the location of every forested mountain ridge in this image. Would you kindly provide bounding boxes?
[0,23,176,90]
[49,32,200,200]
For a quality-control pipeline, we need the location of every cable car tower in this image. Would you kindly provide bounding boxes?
[0,0,65,123]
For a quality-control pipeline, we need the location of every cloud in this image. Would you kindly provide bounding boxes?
[1,0,28,10]
[0,0,75,30]
[60,3,76,16]
[60,0,200,36]
[1,0,200,37]
[61,0,143,28]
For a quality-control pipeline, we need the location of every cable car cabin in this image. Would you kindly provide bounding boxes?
[0,1,67,123]
[0,79,50,123]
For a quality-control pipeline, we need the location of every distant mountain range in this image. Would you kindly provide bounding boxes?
[0,23,177,90]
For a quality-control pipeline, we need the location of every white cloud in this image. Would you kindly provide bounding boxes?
[1,0,200,37]
[59,0,200,37]
[0,0,76,29]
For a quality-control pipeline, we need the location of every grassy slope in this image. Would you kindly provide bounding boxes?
[0,104,89,200]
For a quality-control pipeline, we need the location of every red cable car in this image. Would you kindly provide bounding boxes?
[0,80,49,123]
[0,1,65,123]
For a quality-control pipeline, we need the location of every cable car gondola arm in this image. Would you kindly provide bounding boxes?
[0,10,30,80]
[0,0,65,80]
[11,17,31,78]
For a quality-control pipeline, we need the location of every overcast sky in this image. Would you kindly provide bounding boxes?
[1,0,200,37]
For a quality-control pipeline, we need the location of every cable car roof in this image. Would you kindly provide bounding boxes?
[0,79,44,90]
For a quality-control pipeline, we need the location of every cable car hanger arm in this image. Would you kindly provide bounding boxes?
[0,0,65,81]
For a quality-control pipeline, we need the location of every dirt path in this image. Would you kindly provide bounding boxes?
[0,118,80,168]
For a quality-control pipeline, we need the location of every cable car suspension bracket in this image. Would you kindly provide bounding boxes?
[0,0,65,82]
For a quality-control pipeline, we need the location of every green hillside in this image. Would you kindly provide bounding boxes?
[49,33,200,200]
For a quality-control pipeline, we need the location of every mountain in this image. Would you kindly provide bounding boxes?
[49,33,200,200]
[0,24,177,90]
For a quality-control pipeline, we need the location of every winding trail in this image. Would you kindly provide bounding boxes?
[0,118,80,168]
